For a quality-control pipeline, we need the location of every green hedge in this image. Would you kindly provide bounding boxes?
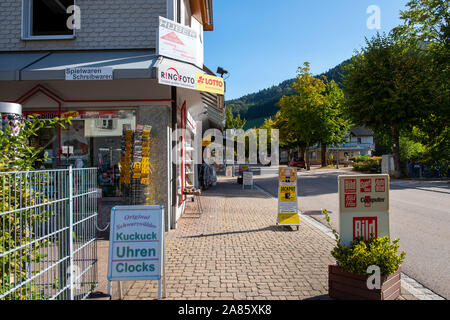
[352,158,381,173]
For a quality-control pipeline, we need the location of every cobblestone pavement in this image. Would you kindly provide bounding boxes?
[122,177,415,300]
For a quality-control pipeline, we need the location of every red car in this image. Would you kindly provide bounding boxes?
[289,158,306,169]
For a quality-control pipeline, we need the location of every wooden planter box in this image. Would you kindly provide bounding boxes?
[329,265,401,300]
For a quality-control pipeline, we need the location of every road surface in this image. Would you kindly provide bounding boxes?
[253,167,450,299]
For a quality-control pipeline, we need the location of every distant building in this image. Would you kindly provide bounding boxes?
[308,126,375,165]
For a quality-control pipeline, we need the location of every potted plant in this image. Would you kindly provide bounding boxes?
[322,209,406,300]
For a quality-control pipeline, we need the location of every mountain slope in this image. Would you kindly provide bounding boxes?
[227,59,351,129]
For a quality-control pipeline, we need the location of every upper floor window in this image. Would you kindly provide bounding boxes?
[22,0,75,39]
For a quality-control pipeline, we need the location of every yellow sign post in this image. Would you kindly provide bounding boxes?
[277,167,300,228]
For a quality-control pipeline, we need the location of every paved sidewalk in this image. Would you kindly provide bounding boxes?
[117,176,415,300]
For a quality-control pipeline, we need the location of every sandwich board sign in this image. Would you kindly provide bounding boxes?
[107,205,165,299]
[338,174,390,246]
[277,167,300,227]
[243,172,253,189]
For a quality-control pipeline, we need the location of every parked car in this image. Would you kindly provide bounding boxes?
[289,158,306,169]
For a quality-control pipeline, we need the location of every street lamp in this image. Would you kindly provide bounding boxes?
[216,67,229,78]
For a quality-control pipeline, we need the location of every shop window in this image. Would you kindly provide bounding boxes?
[22,0,75,39]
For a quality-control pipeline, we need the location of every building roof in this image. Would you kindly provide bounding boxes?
[350,126,374,137]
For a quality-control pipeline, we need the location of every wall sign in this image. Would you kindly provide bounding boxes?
[338,174,390,246]
[158,60,197,90]
[107,205,165,299]
[158,61,225,95]
[157,16,203,68]
[277,167,300,226]
[65,67,113,80]
[196,73,225,95]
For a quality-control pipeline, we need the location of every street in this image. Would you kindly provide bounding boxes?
[254,167,450,299]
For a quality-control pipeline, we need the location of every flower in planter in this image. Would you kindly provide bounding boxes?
[322,209,406,276]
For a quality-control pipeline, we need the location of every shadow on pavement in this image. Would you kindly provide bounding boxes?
[304,294,332,300]
[181,225,298,239]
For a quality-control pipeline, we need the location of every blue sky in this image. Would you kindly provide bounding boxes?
[204,0,408,100]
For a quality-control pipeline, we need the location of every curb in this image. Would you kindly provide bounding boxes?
[253,183,446,301]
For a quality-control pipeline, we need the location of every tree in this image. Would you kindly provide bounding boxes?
[276,63,350,169]
[225,106,246,130]
[342,33,434,177]
[393,0,449,162]
[277,63,328,170]
[317,80,351,167]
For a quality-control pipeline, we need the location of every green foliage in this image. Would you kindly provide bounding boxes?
[225,107,246,130]
[332,236,406,276]
[0,116,68,299]
[352,159,381,173]
[321,209,405,276]
[0,115,69,171]
[276,63,327,169]
[352,155,372,163]
[276,63,349,169]
[392,0,450,163]
[342,33,433,134]
[342,32,435,177]
[399,136,427,162]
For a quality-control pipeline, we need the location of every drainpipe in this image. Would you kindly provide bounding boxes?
[171,86,177,230]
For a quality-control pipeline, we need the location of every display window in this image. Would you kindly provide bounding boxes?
[26,109,136,197]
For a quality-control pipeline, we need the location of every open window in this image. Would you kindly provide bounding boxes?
[22,0,75,39]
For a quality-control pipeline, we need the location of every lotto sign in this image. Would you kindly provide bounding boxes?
[196,73,225,95]
[338,175,390,246]
[108,206,164,282]
[280,185,296,202]
[277,168,300,226]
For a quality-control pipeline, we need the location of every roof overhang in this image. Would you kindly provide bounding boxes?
[190,0,214,31]
[18,50,159,81]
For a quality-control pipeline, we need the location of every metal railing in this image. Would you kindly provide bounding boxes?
[0,167,98,300]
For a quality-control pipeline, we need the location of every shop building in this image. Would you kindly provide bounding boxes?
[0,0,225,231]
[308,127,375,165]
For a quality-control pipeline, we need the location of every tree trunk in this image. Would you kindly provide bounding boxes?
[299,145,306,160]
[391,124,401,178]
[321,143,327,167]
[305,143,311,171]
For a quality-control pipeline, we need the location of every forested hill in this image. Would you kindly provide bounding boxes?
[227,59,351,129]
